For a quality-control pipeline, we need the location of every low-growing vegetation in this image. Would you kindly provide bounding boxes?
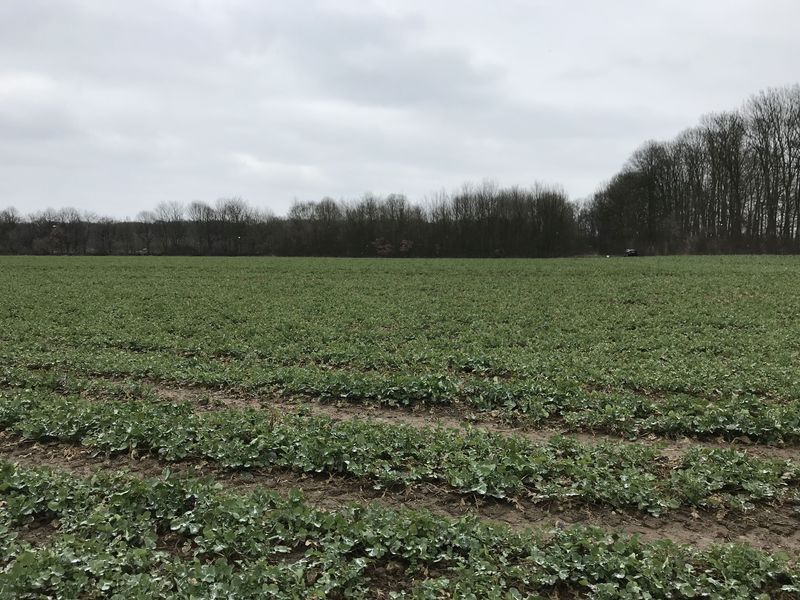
[1,463,798,599]
[1,390,798,515]
[2,255,800,597]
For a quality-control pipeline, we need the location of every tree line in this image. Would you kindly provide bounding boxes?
[583,85,800,254]
[0,185,580,257]
[1,84,798,257]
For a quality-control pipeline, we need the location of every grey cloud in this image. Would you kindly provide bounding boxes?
[0,0,799,216]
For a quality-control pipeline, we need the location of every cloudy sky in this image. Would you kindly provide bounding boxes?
[1,0,798,218]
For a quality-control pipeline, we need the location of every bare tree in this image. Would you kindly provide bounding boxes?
[154,201,185,252]
[0,207,21,252]
[187,201,217,252]
[135,210,156,253]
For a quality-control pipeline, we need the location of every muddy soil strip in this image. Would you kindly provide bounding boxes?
[1,434,798,555]
[154,385,800,463]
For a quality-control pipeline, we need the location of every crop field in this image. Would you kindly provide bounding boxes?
[1,255,800,598]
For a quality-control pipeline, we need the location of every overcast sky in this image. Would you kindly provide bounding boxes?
[1,0,799,218]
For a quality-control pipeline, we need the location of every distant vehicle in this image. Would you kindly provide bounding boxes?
[625,248,639,256]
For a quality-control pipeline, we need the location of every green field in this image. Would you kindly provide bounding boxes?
[1,256,799,598]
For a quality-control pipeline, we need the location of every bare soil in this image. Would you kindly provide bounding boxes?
[13,518,60,547]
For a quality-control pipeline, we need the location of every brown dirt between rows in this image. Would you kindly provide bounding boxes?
[153,384,800,463]
[13,518,59,547]
[1,433,799,556]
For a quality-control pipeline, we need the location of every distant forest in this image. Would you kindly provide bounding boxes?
[1,85,798,257]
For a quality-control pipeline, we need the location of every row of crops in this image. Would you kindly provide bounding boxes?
[4,364,800,444]
[1,389,798,517]
[2,462,798,599]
